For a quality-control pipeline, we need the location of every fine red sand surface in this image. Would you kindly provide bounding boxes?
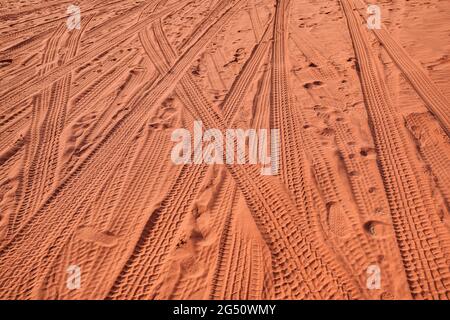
[0,0,450,300]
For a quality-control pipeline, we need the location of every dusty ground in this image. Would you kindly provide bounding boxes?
[0,0,450,300]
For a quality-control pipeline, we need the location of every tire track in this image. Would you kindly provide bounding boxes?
[405,112,450,209]
[0,0,192,114]
[0,0,245,299]
[247,0,263,41]
[286,10,408,297]
[8,17,92,239]
[174,3,359,297]
[138,0,360,299]
[106,0,252,299]
[67,51,139,123]
[269,0,364,299]
[341,0,450,299]
[352,0,450,136]
[0,0,124,55]
[105,0,358,300]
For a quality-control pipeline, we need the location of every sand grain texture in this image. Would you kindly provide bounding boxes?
[0,0,449,300]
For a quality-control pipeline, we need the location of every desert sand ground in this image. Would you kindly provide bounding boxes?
[0,0,450,300]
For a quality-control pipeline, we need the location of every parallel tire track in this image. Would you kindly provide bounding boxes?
[341,0,450,299]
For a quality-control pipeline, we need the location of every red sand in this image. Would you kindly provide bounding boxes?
[0,0,450,299]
